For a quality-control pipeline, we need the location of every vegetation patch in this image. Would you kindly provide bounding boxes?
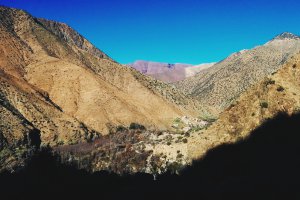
[129,123,146,130]
[167,162,185,174]
[265,78,275,86]
[173,118,181,123]
[116,125,128,132]
[189,126,203,133]
[277,86,285,92]
[199,115,217,123]
[260,101,269,109]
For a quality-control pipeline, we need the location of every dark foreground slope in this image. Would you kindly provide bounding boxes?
[1,113,300,199]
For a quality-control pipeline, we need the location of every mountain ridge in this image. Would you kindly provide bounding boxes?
[176,32,300,115]
[273,32,300,40]
[187,51,300,160]
[0,6,201,172]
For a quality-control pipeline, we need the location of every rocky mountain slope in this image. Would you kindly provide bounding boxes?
[0,6,200,172]
[187,51,300,160]
[2,5,300,176]
[128,60,215,83]
[176,32,300,114]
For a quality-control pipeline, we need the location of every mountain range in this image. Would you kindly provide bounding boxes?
[128,60,215,83]
[1,5,300,180]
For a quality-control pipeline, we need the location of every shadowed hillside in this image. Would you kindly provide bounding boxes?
[1,113,300,199]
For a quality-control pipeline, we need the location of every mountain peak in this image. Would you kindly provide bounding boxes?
[274,32,300,40]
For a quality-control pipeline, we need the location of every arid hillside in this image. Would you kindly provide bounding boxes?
[2,5,300,176]
[187,52,300,159]
[53,52,300,174]
[0,6,201,172]
[0,6,200,133]
[176,32,300,115]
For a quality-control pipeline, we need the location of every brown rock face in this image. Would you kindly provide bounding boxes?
[0,6,198,172]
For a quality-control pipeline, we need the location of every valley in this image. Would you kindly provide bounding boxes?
[1,4,300,186]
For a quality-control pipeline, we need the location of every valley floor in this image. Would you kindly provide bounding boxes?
[1,113,300,199]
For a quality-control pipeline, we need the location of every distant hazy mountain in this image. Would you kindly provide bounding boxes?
[128,60,215,83]
[176,32,300,114]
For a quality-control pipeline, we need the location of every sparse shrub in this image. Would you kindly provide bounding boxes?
[177,153,184,159]
[168,162,184,174]
[294,106,300,113]
[265,79,275,86]
[277,86,285,92]
[190,126,203,132]
[292,64,297,68]
[205,117,217,123]
[173,118,181,123]
[155,131,163,136]
[167,142,171,146]
[182,139,188,143]
[116,125,127,132]
[199,114,217,123]
[260,101,269,109]
[129,123,146,130]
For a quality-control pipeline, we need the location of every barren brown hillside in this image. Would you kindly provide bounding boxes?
[2,5,300,175]
[0,6,199,136]
[188,52,300,159]
[0,6,202,172]
[52,52,300,173]
[177,32,300,115]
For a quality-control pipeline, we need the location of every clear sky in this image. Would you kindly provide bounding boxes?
[1,0,300,64]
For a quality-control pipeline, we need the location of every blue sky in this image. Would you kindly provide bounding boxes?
[1,0,300,64]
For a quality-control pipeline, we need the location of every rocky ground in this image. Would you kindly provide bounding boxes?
[54,116,213,175]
